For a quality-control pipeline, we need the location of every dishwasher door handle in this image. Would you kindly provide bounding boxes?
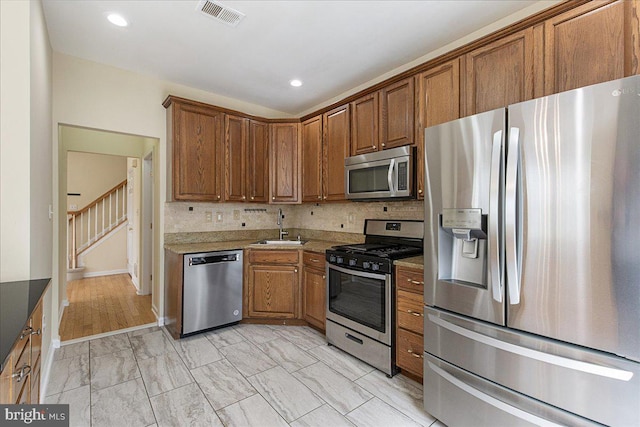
[188,254,239,266]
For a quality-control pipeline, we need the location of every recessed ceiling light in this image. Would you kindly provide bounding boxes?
[290,79,302,87]
[107,13,128,27]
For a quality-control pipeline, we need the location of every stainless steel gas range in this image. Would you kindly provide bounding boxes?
[325,219,423,376]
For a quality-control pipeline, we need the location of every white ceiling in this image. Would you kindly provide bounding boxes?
[42,0,543,115]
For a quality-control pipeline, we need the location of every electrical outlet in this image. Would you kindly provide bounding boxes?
[233,210,240,220]
[205,211,213,222]
[216,212,223,222]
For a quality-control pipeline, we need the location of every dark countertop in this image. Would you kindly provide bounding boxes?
[1,278,50,372]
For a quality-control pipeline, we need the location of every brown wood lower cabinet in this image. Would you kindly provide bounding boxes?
[245,249,300,319]
[0,298,43,404]
[395,266,424,380]
[302,251,326,331]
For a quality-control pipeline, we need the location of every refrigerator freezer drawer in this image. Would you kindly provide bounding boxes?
[424,307,640,426]
[424,353,600,427]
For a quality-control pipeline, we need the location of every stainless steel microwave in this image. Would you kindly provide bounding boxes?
[344,145,415,200]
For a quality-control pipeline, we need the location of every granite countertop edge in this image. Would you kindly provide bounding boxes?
[164,239,340,254]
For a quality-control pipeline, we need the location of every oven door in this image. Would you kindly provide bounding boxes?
[326,263,391,345]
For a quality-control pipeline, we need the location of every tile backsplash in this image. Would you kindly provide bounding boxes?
[164,200,424,235]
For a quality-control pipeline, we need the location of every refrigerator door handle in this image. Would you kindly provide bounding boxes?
[428,313,634,381]
[506,127,520,305]
[489,130,502,303]
[387,158,395,193]
[427,360,565,426]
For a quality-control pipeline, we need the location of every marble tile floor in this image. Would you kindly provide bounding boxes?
[45,324,446,427]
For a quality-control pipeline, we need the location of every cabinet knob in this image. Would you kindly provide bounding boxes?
[294,269,298,273]
[20,326,33,340]
[322,275,326,279]
[217,195,221,200]
[372,145,377,149]
[251,196,255,200]
[323,196,327,200]
[242,196,246,200]
[31,328,41,336]
[317,196,322,200]
[381,143,386,147]
[272,196,275,200]
[418,189,423,194]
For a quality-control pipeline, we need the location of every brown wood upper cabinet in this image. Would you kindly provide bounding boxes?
[380,77,414,149]
[350,92,379,155]
[414,59,461,199]
[323,105,350,201]
[247,120,269,203]
[301,115,323,202]
[270,122,301,204]
[302,106,350,202]
[541,0,640,96]
[224,115,248,202]
[463,27,534,116]
[167,100,224,201]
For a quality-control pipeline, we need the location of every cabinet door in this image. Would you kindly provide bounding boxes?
[323,104,350,202]
[350,92,379,155]
[463,28,534,116]
[301,115,323,202]
[225,115,248,202]
[270,123,300,204]
[174,104,224,201]
[415,59,460,199]
[303,267,326,330]
[248,264,298,318]
[247,120,269,203]
[29,301,43,404]
[543,0,639,95]
[380,78,414,149]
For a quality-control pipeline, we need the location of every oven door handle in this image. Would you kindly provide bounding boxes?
[327,263,388,281]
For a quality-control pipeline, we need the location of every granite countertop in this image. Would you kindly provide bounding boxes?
[165,239,342,255]
[394,255,424,269]
[1,278,50,372]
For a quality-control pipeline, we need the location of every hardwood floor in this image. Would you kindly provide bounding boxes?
[60,274,156,341]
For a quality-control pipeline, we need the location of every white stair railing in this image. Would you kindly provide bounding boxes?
[68,180,127,269]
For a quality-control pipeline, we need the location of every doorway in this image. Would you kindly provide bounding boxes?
[57,124,160,342]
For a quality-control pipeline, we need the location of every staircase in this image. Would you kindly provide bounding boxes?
[68,180,128,273]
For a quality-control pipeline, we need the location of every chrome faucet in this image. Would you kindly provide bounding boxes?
[277,208,288,240]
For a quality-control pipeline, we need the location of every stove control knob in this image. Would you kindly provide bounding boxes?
[349,259,357,267]
[371,263,380,271]
[362,261,371,269]
[329,255,336,263]
[336,256,344,264]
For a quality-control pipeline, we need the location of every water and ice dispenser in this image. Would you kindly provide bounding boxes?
[438,208,487,288]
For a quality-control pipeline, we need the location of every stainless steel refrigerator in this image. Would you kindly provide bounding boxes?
[422,75,640,426]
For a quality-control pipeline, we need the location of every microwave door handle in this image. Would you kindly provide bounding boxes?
[489,130,502,303]
[387,158,395,192]
[506,127,520,305]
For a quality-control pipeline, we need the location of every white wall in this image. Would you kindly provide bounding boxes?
[79,225,127,276]
[67,152,127,210]
[1,1,31,281]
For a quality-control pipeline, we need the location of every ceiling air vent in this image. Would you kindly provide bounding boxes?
[197,0,245,27]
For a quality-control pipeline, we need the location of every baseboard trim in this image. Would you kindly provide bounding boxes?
[83,269,128,278]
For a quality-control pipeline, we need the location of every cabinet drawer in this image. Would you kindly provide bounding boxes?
[396,328,424,377]
[303,251,325,269]
[12,336,30,401]
[249,250,299,264]
[397,290,424,334]
[396,267,424,292]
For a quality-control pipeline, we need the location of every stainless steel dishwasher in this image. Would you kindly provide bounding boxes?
[182,250,243,335]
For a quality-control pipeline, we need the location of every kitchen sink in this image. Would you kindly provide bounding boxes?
[255,239,307,245]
